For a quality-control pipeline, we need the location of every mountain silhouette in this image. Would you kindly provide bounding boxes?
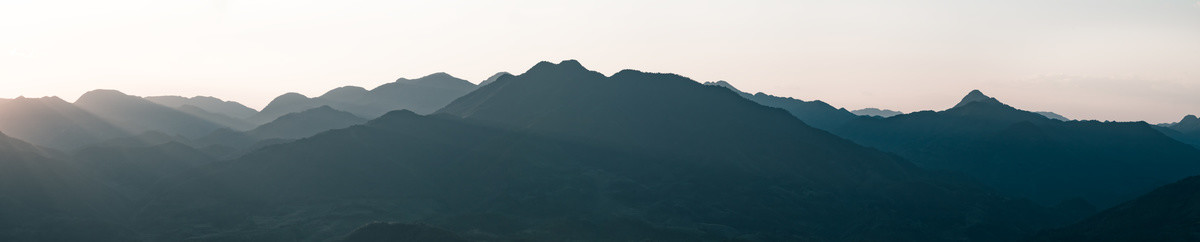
[1155,114,1200,148]
[246,105,367,139]
[1035,111,1071,121]
[135,60,1066,241]
[250,92,325,124]
[851,108,903,117]
[75,90,228,138]
[703,80,858,131]
[0,96,129,150]
[176,104,257,130]
[145,95,258,119]
[477,72,512,86]
[1033,174,1200,241]
[249,73,478,124]
[831,90,1200,208]
[196,105,367,153]
[953,89,1003,109]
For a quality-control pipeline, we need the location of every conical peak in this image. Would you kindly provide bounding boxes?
[963,90,990,102]
[1183,115,1199,123]
[953,89,1003,109]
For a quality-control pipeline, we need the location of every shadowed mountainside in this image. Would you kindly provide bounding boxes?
[1156,115,1200,149]
[830,90,1200,208]
[340,222,468,242]
[1033,174,1200,241]
[0,132,135,241]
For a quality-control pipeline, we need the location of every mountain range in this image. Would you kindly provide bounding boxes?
[828,90,1200,208]
[125,60,1071,241]
[248,72,479,124]
[1,60,1197,241]
[851,108,903,117]
[1155,115,1200,149]
[703,80,858,131]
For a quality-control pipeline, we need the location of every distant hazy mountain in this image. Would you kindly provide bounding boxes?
[477,72,512,86]
[0,96,129,150]
[94,131,191,148]
[1034,174,1200,241]
[1035,111,1071,121]
[250,92,325,124]
[703,80,858,131]
[851,108,903,117]
[1155,114,1200,148]
[831,90,1200,208]
[196,106,366,152]
[75,90,228,138]
[247,105,366,140]
[0,132,134,241]
[177,104,257,130]
[1170,115,1200,133]
[249,73,477,124]
[145,95,258,119]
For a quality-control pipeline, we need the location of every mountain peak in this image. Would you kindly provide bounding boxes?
[1174,115,1200,132]
[395,72,473,88]
[320,86,369,99]
[704,80,743,93]
[1182,115,1199,124]
[524,59,592,76]
[952,89,1004,109]
[420,72,455,79]
[77,89,131,102]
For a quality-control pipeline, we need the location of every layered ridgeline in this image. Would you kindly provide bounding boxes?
[0,96,129,150]
[146,95,259,130]
[0,132,136,241]
[145,95,259,120]
[1035,111,1071,121]
[830,90,1200,209]
[1034,174,1200,241]
[703,81,858,131]
[197,105,367,151]
[141,60,1064,241]
[851,108,903,118]
[75,90,228,138]
[249,72,478,124]
[1155,115,1200,148]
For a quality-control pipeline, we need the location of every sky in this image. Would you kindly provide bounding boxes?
[1,0,1198,123]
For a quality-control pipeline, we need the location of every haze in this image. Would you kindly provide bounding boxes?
[1,0,1197,123]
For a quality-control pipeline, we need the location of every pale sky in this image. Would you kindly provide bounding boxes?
[1,0,1198,123]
